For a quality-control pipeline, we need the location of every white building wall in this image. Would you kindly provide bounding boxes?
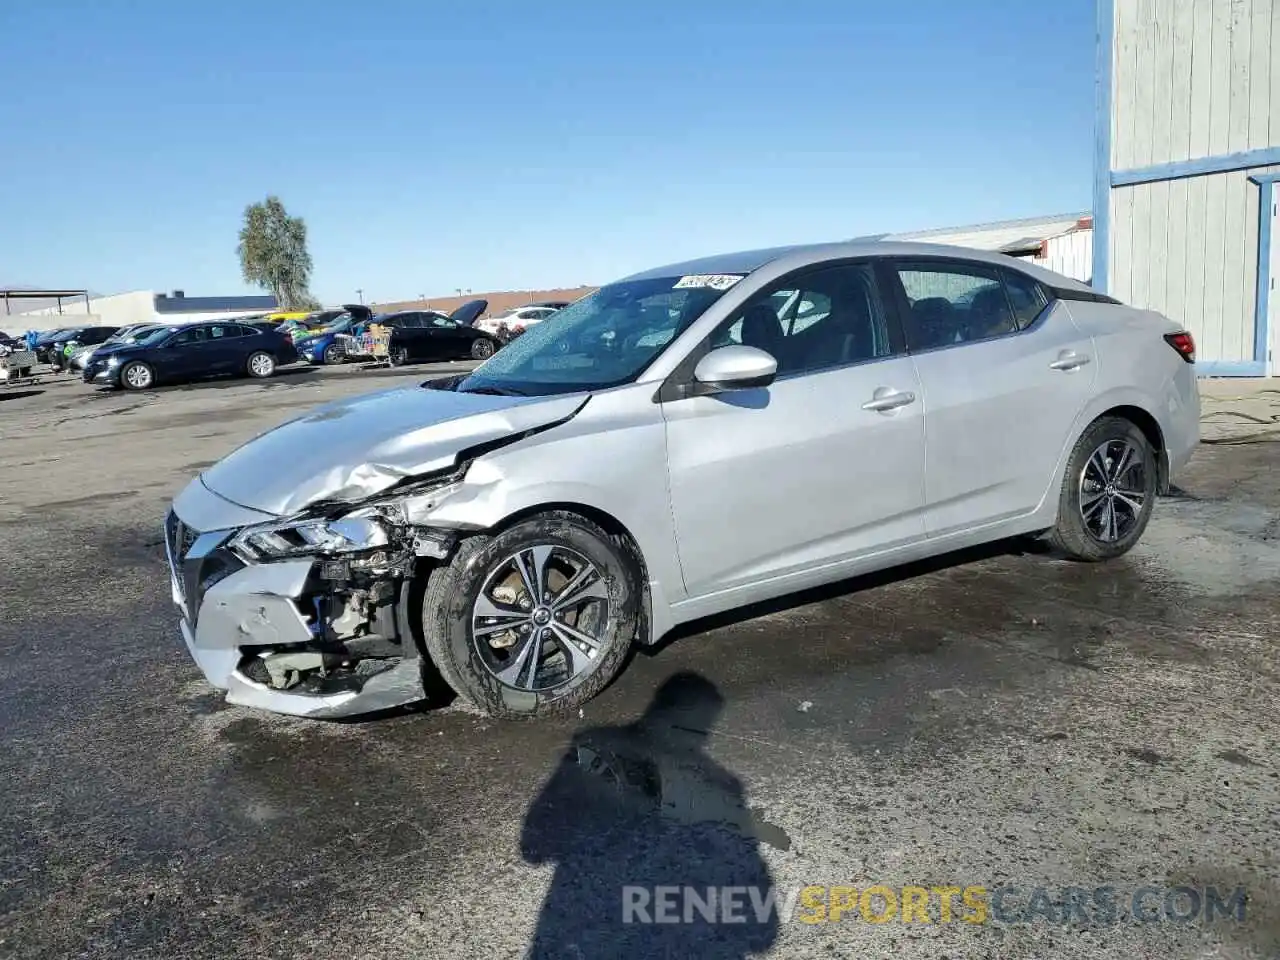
[1106,0,1280,372]
[1112,0,1279,170]
[1031,230,1094,284]
[1110,166,1279,363]
[12,291,272,332]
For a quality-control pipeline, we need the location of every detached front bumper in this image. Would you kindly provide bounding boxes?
[166,479,424,718]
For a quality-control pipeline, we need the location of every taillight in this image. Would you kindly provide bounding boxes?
[1164,331,1195,363]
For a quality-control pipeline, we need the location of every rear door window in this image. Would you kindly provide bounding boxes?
[893,262,1019,351]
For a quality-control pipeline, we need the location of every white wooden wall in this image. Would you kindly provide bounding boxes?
[1109,0,1278,364]
[1112,0,1279,169]
[1110,170,1261,361]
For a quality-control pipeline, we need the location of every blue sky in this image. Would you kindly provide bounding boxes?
[0,0,1097,304]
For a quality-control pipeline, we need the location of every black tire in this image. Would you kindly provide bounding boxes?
[1046,416,1157,561]
[322,343,343,365]
[471,337,496,360]
[119,361,155,391]
[421,511,641,720]
[389,345,409,367]
[246,351,276,378]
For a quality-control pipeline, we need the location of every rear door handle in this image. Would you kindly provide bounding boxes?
[861,388,916,412]
[1049,351,1091,371]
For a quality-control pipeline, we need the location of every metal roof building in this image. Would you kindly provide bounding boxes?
[10,290,277,332]
[885,212,1094,284]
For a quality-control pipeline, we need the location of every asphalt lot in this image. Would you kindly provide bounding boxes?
[1,365,1278,959]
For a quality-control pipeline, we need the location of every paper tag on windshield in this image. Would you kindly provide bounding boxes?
[673,274,745,291]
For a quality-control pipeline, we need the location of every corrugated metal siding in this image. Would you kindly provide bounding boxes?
[1108,170,1261,361]
[1031,231,1094,282]
[1112,0,1278,169]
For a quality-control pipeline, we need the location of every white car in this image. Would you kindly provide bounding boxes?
[475,305,560,341]
[165,240,1199,720]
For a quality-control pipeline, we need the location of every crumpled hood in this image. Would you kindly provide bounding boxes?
[200,384,587,517]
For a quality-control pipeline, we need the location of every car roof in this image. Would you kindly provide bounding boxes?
[620,240,1096,293]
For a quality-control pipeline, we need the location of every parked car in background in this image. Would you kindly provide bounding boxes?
[164,240,1200,720]
[32,328,76,363]
[47,326,119,371]
[385,300,496,364]
[83,320,298,390]
[265,311,313,326]
[475,305,561,342]
[293,305,372,364]
[68,324,164,372]
[277,309,346,343]
[335,301,490,362]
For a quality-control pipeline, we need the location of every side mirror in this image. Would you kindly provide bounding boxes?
[692,345,777,392]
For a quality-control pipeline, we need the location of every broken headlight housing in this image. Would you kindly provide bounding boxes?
[229,515,390,563]
[227,471,465,564]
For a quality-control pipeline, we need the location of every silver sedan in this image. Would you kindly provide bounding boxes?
[164,241,1200,719]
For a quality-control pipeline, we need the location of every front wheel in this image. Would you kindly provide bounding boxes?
[247,351,276,378]
[120,361,154,391]
[1046,416,1158,561]
[471,338,496,360]
[421,511,641,719]
[322,343,343,365]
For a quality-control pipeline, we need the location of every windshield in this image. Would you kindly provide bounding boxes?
[137,326,178,346]
[455,275,741,396]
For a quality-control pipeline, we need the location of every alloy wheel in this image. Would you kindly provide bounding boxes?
[124,363,152,389]
[250,354,274,376]
[1078,438,1147,543]
[470,544,611,692]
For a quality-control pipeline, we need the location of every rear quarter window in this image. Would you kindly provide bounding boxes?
[1002,270,1050,329]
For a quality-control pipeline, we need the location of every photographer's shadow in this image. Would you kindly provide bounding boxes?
[521,672,785,959]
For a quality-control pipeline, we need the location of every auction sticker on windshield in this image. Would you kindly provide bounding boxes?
[673,274,745,291]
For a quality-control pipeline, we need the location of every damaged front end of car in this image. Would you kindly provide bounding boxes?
[167,468,475,718]
[165,382,594,717]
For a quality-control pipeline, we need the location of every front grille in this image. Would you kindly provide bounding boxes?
[165,509,240,623]
[164,510,191,604]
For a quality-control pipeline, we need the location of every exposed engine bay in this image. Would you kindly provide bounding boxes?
[227,499,459,698]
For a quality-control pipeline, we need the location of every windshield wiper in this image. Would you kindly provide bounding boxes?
[459,383,526,396]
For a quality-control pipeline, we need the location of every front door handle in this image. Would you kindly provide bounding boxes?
[861,388,916,412]
[1049,351,1091,371]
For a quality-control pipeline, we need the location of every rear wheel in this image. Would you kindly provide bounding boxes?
[1046,416,1157,561]
[247,351,276,378]
[120,361,154,391]
[389,345,410,366]
[471,338,495,360]
[421,511,640,719]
